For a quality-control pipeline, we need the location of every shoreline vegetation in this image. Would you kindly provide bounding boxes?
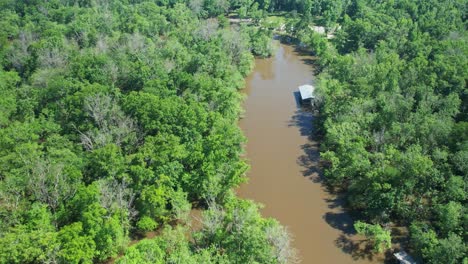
[0,1,466,264]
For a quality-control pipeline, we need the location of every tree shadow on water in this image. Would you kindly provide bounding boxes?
[296,143,322,183]
[293,91,301,108]
[335,234,396,263]
[288,93,321,183]
[324,212,355,235]
[288,92,385,262]
[335,234,380,261]
[289,93,314,136]
[324,209,385,261]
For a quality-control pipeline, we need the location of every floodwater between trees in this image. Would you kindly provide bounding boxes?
[237,42,384,264]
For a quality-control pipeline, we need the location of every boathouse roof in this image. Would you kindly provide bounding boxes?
[394,251,417,264]
[298,84,315,100]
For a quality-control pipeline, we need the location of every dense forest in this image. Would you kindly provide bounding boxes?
[284,0,467,263]
[0,1,296,263]
[0,0,466,263]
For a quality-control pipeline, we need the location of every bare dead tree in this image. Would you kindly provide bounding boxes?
[0,177,24,214]
[195,18,219,41]
[8,31,38,72]
[373,126,386,152]
[229,203,256,233]
[265,224,300,264]
[80,93,137,151]
[29,159,77,214]
[97,178,136,217]
[84,93,113,128]
[31,68,63,90]
[126,32,147,54]
[38,48,68,69]
[221,28,248,66]
[95,34,109,54]
[163,59,175,72]
[201,201,226,238]
[189,0,203,15]
[97,178,137,238]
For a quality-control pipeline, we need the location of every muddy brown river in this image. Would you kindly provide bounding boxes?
[238,42,384,264]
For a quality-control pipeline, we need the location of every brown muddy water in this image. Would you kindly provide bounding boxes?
[237,42,384,264]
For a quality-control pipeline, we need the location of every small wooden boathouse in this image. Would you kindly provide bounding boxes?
[298,84,315,101]
[394,250,417,264]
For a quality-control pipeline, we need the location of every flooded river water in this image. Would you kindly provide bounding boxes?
[238,42,384,264]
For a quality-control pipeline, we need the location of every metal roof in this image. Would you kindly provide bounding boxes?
[298,84,315,100]
[394,251,417,264]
